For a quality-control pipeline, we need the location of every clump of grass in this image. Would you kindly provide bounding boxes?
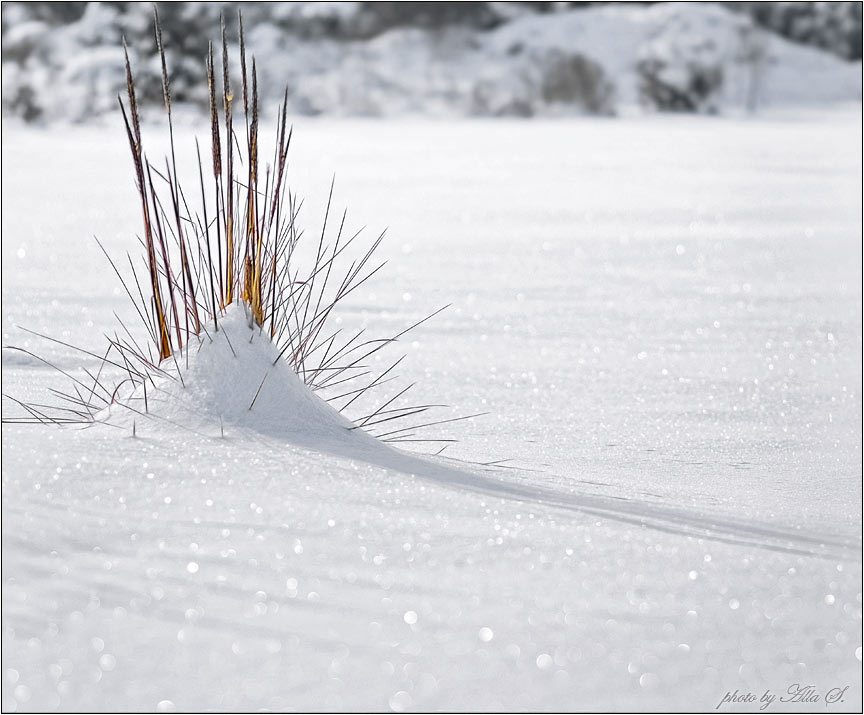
[3,10,482,450]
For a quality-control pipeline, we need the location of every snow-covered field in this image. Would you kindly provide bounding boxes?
[2,110,862,712]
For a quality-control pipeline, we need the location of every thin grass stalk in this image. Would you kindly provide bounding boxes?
[145,160,183,349]
[196,138,219,326]
[221,14,234,306]
[119,44,171,360]
[154,10,200,341]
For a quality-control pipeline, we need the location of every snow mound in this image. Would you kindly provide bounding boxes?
[102,303,357,440]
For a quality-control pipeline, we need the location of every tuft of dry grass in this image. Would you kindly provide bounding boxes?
[2,10,484,451]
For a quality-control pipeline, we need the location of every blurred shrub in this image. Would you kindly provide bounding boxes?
[539,50,615,115]
[637,21,725,113]
[470,50,615,117]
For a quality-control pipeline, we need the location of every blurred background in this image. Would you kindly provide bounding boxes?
[2,1,861,123]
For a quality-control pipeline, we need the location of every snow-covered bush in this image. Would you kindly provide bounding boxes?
[468,43,616,118]
[1,2,157,122]
[637,24,726,113]
[538,49,615,114]
[470,75,535,117]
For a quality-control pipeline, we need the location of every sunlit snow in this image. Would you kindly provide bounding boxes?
[2,112,861,711]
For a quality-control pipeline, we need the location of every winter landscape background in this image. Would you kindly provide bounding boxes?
[2,2,863,713]
[2,1,863,120]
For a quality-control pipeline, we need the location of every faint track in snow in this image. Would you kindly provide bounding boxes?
[278,432,862,562]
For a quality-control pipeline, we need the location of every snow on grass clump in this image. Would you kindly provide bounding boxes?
[101,303,357,440]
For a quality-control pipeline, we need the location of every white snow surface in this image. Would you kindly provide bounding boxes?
[1,111,862,712]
